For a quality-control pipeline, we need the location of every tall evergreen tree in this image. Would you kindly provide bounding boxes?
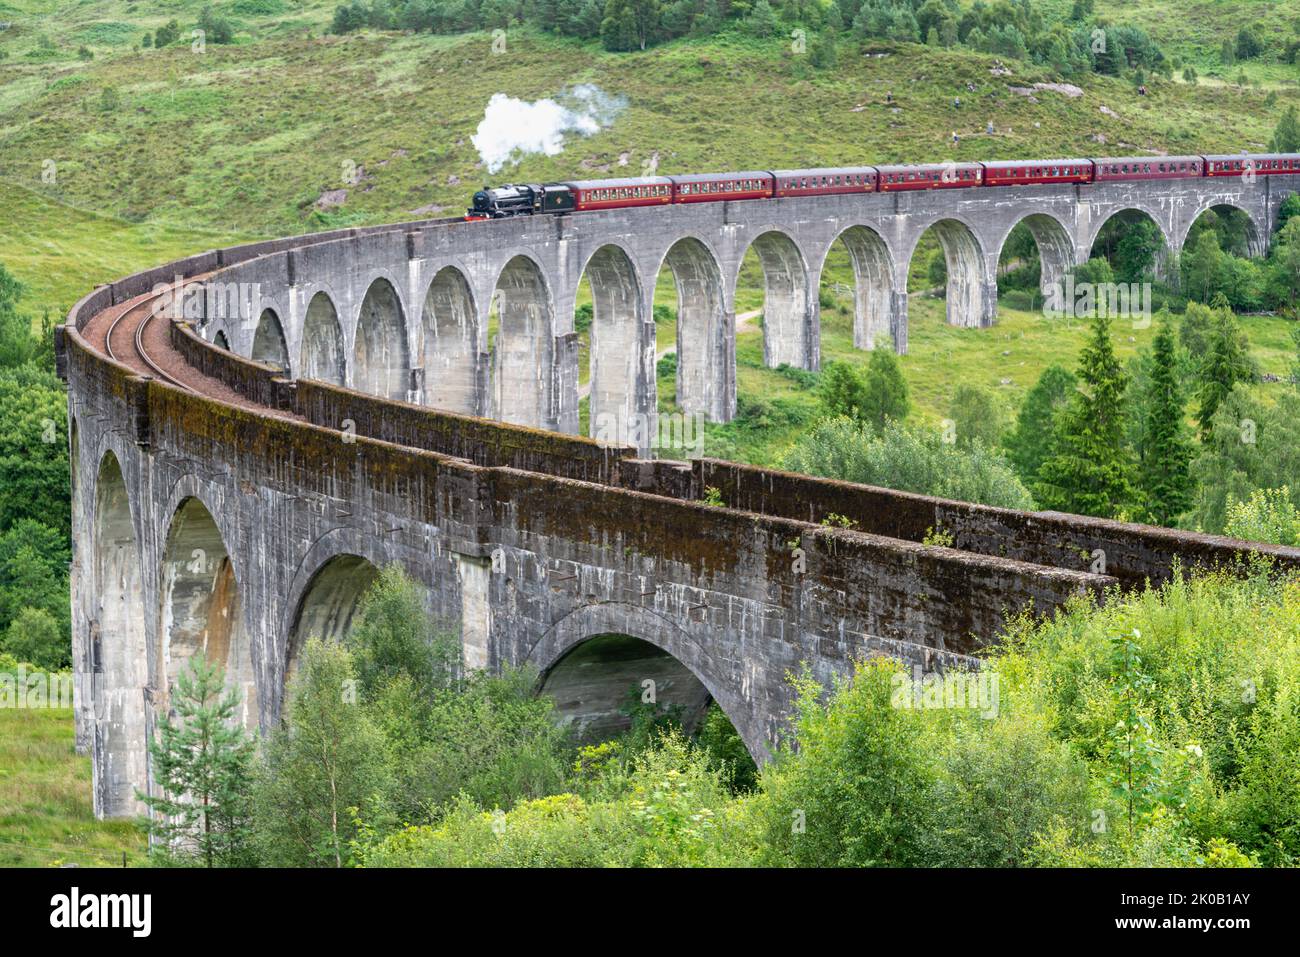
[1004,364,1076,485]
[138,655,254,867]
[1136,315,1194,526]
[1036,313,1134,518]
[1195,297,1254,440]
[860,347,911,430]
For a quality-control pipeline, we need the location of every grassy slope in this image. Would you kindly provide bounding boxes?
[1089,0,1300,83]
[0,707,146,867]
[2,22,1296,234]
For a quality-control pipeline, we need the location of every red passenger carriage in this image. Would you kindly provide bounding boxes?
[980,159,1093,186]
[1204,154,1300,177]
[669,172,775,203]
[1093,155,1204,181]
[566,177,673,211]
[876,162,983,191]
[772,167,879,197]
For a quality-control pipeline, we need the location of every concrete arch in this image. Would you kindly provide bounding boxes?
[582,244,647,444]
[490,254,554,429]
[822,225,897,352]
[1087,206,1176,284]
[92,450,148,818]
[421,266,478,415]
[1084,204,1174,261]
[251,307,290,371]
[1177,201,1266,259]
[655,236,733,423]
[276,527,411,719]
[994,212,1076,310]
[739,230,815,371]
[300,291,345,385]
[908,217,994,329]
[353,277,410,401]
[528,602,762,760]
[284,554,380,683]
[213,330,230,350]
[158,495,255,728]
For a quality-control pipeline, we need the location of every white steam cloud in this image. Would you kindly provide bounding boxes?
[472,84,627,174]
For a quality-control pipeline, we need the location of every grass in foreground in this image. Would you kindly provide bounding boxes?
[0,706,147,867]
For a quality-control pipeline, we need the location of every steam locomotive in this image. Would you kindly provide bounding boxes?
[466,153,1300,220]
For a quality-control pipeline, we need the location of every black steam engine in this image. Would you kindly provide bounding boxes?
[468,183,575,218]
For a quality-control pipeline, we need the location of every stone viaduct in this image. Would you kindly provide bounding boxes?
[60,171,1300,818]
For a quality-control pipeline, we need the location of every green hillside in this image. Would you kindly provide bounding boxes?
[1,22,1294,239]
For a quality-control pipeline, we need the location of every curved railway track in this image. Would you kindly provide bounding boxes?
[104,294,188,389]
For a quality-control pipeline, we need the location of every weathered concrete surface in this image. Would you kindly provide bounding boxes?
[62,174,1300,819]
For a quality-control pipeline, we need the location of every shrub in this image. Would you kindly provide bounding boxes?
[782,417,1035,509]
[1,607,65,671]
[358,733,741,866]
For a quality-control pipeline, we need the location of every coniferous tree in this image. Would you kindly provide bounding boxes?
[1005,364,1076,487]
[860,347,910,430]
[1272,105,1300,153]
[746,0,778,37]
[1036,313,1134,518]
[1195,297,1254,440]
[138,655,254,867]
[1136,315,1194,526]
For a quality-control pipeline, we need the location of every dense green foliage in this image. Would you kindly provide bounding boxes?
[781,417,1036,509]
[251,638,396,867]
[0,262,70,671]
[817,349,910,428]
[353,568,1300,868]
[1191,385,1300,535]
[324,0,1174,79]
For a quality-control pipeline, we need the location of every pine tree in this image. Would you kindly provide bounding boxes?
[861,347,910,430]
[138,655,254,867]
[745,0,778,37]
[1136,315,1194,526]
[1004,364,1076,485]
[1036,313,1135,518]
[1272,105,1300,153]
[1195,298,1253,440]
